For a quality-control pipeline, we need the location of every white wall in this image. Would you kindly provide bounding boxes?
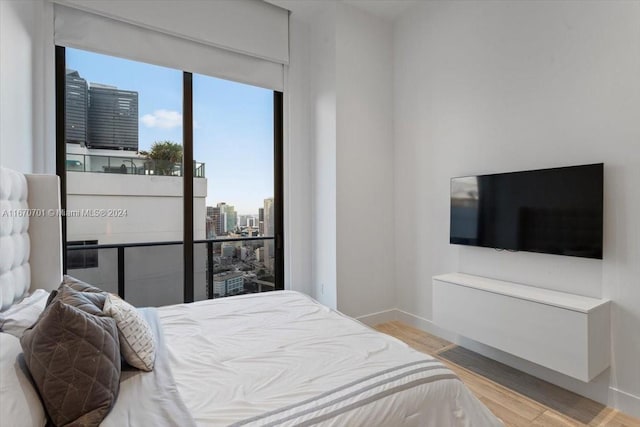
[393,0,640,415]
[277,1,396,316]
[283,14,313,296]
[1,0,36,173]
[308,5,338,308]
[336,3,395,318]
[0,0,54,175]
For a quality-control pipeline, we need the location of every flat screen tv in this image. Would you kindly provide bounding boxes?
[450,163,603,259]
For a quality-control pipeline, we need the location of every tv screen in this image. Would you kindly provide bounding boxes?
[450,164,603,259]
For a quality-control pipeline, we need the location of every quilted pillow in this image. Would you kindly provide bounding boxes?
[48,284,106,316]
[103,294,156,371]
[20,300,121,427]
[62,275,105,294]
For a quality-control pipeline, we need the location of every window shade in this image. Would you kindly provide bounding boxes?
[53,1,288,91]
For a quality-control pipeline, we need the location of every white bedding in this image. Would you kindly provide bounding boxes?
[158,291,502,427]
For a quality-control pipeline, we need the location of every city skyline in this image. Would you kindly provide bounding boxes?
[66,48,274,214]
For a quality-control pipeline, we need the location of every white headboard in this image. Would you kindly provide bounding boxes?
[0,167,62,310]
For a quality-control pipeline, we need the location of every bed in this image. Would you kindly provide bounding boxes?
[0,167,502,426]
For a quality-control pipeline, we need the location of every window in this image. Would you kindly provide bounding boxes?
[56,46,283,306]
[192,74,280,300]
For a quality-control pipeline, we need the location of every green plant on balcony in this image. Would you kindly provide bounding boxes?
[140,141,182,176]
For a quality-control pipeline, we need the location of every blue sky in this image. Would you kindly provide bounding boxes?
[67,48,274,215]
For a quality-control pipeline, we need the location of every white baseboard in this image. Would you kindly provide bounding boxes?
[357,308,640,419]
[356,309,397,326]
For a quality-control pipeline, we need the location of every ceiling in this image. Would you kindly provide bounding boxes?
[343,0,419,21]
[266,0,419,23]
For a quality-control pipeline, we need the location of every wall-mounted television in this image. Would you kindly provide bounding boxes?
[450,163,603,259]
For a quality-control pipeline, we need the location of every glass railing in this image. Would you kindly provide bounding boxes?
[66,237,276,307]
[66,153,205,178]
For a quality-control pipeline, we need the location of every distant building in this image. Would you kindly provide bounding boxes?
[263,198,274,272]
[206,206,222,238]
[65,70,88,145]
[88,83,138,151]
[221,243,236,258]
[64,152,209,305]
[212,207,222,236]
[206,216,216,239]
[64,69,139,151]
[213,272,244,296]
[217,202,237,233]
[255,247,264,262]
[258,207,264,235]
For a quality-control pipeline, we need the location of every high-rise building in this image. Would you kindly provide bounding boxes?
[206,206,223,238]
[212,207,222,236]
[88,83,138,151]
[263,198,274,237]
[258,208,264,235]
[64,70,139,151]
[65,70,88,145]
[217,202,237,233]
[263,198,274,272]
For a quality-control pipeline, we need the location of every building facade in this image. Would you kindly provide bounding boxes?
[88,84,138,151]
[213,272,244,296]
[65,70,88,144]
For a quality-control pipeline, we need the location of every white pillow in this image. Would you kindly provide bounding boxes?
[0,289,48,337]
[103,294,156,371]
[0,332,46,427]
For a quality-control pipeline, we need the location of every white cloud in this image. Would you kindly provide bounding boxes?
[140,109,182,129]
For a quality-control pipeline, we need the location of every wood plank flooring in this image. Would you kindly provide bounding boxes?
[374,321,639,427]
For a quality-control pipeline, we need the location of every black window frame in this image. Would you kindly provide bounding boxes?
[55,45,285,302]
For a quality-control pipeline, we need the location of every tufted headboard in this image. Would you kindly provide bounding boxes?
[0,167,63,310]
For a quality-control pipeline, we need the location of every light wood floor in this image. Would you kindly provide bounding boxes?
[374,321,640,427]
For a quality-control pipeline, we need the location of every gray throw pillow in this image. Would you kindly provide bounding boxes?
[20,300,121,427]
[62,275,105,294]
[47,284,106,316]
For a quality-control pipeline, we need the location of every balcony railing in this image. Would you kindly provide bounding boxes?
[66,153,205,178]
[66,236,276,307]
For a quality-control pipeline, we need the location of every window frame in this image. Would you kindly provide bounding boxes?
[55,45,284,302]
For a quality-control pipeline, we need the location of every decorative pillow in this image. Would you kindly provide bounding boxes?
[0,289,48,337]
[62,275,105,293]
[103,294,156,371]
[0,332,46,427]
[47,284,106,316]
[20,300,121,427]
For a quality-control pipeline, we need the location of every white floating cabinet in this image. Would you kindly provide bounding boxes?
[432,273,610,382]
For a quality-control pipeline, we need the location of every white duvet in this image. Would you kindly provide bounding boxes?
[157,291,502,427]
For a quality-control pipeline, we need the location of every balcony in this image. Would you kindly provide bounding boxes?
[66,236,277,307]
[66,153,205,178]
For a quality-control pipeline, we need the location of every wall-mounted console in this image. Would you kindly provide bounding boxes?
[432,273,610,382]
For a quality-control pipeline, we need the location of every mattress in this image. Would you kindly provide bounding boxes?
[157,291,502,426]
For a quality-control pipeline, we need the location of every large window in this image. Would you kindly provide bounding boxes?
[193,74,278,300]
[56,46,283,306]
